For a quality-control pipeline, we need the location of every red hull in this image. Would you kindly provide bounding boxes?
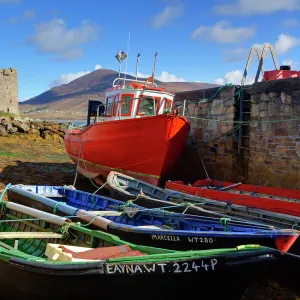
[165,180,300,217]
[64,115,189,186]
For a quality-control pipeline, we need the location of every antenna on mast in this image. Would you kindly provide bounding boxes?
[123,31,131,85]
[152,51,159,86]
[135,53,140,82]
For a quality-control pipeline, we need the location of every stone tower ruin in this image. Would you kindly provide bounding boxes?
[0,68,19,114]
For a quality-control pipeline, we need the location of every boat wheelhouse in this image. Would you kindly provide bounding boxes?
[101,78,174,121]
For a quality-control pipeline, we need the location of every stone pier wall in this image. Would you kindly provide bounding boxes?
[172,85,238,182]
[246,78,300,189]
[173,77,300,189]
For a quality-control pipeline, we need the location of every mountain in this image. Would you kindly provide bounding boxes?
[19,68,219,119]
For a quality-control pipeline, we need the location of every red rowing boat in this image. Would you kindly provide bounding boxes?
[64,52,189,186]
[165,179,300,216]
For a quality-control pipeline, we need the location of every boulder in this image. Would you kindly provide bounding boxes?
[6,124,18,133]
[0,118,11,127]
[18,123,30,133]
[0,126,8,137]
[43,121,54,127]
[31,121,43,128]
[43,125,53,131]
[58,127,67,134]
[12,120,21,127]
[52,128,59,134]
[41,130,52,139]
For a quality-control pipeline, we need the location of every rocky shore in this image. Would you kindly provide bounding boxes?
[0,115,67,142]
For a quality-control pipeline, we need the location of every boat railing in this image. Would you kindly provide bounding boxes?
[113,77,158,88]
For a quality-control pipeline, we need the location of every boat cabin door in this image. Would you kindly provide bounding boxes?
[87,100,105,125]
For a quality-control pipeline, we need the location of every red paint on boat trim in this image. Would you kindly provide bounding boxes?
[165,181,300,216]
[193,179,300,201]
[275,234,299,253]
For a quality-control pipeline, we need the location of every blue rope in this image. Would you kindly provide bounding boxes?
[0,183,11,202]
[217,182,222,190]
[163,191,183,200]
[252,185,260,196]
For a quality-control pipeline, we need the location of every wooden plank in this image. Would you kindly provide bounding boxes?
[41,194,65,198]
[0,232,62,239]
[87,211,123,216]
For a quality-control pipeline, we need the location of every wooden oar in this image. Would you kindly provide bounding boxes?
[0,232,62,239]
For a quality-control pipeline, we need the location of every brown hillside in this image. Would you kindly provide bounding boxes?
[20,68,219,119]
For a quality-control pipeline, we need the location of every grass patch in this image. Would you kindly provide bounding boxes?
[0,150,34,158]
[0,111,27,119]
[44,154,69,159]
[0,111,19,118]
[0,151,19,157]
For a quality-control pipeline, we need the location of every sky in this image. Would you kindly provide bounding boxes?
[0,0,300,101]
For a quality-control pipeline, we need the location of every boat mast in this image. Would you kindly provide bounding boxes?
[152,51,159,85]
[135,53,140,82]
[123,31,131,85]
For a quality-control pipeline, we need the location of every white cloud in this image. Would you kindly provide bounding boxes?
[29,18,99,60]
[214,0,300,15]
[157,71,185,82]
[50,64,102,87]
[152,5,183,28]
[281,18,299,27]
[24,9,35,20]
[213,70,254,85]
[51,66,183,88]
[191,21,255,43]
[249,34,300,56]
[274,34,300,55]
[282,60,300,69]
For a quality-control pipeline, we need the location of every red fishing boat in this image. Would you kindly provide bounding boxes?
[165,179,300,217]
[64,52,190,186]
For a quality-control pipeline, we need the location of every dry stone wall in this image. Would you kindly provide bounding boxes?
[247,78,300,189]
[173,77,300,189]
[173,86,238,182]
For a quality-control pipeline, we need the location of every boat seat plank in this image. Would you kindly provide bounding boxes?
[0,232,62,239]
[87,211,123,216]
[41,194,65,198]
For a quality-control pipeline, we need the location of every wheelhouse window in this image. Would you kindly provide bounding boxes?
[120,94,134,116]
[106,96,114,116]
[164,98,172,111]
[113,94,119,115]
[138,96,160,116]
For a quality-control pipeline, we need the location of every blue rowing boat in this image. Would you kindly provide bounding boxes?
[7,184,299,253]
